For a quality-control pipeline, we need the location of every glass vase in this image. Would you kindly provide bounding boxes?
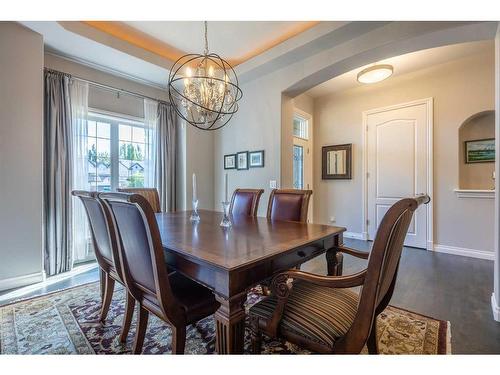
[220,201,232,228]
[190,199,200,222]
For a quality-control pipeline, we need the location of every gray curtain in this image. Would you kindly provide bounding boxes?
[44,70,73,276]
[156,102,178,212]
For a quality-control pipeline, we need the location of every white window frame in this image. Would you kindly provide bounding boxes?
[87,108,149,192]
[293,112,309,140]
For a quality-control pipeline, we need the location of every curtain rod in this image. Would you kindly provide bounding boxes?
[44,68,170,106]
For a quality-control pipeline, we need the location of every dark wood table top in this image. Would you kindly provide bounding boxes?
[156,209,345,271]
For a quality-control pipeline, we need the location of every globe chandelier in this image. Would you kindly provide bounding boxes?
[168,21,243,131]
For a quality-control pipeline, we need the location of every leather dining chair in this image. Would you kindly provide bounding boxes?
[99,192,220,354]
[117,187,161,213]
[249,195,430,354]
[229,188,264,216]
[71,191,135,343]
[267,189,313,223]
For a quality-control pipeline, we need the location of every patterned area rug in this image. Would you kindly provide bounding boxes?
[0,282,451,354]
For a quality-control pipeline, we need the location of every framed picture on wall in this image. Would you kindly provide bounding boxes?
[465,138,495,163]
[249,150,265,168]
[224,154,236,169]
[236,151,249,170]
[322,144,352,179]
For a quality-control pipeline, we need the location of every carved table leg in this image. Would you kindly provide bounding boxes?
[326,234,344,276]
[214,292,247,354]
[326,249,344,276]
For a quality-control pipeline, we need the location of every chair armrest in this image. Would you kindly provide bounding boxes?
[265,269,366,336]
[336,245,370,260]
[273,268,367,289]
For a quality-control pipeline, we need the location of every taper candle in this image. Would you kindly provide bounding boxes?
[192,173,197,202]
[225,173,228,202]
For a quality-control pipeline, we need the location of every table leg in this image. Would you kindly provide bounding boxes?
[326,234,344,276]
[326,249,344,276]
[214,292,247,354]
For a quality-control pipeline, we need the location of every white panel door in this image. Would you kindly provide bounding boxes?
[366,102,429,248]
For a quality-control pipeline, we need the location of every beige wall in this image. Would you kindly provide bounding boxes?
[215,22,494,221]
[313,50,495,254]
[459,111,495,189]
[0,23,44,286]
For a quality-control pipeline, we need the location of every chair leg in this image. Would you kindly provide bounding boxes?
[99,268,106,302]
[133,305,149,354]
[171,325,186,354]
[119,292,135,343]
[100,274,115,323]
[367,318,378,354]
[250,316,262,354]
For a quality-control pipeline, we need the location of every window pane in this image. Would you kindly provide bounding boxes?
[96,122,110,139]
[88,120,96,137]
[118,157,145,188]
[132,126,146,143]
[119,124,132,142]
[87,139,98,191]
[293,116,308,139]
[293,145,304,189]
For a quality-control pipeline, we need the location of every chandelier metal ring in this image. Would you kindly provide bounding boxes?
[167,22,243,131]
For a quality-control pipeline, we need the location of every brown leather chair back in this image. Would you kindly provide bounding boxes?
[71,190,120,277]
[267,189,312,223]
[117,188,161,213]
[99,192,180,319]
[229,189,264,216]
[341,196,429,352]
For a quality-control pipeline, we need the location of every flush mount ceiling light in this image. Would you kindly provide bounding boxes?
[168,21,243,131]
[357,64,394,84]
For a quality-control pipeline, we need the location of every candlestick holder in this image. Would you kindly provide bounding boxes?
[190,199,200,222]
[220,201,232,228]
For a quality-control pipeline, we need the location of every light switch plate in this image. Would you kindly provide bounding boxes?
[269,180,277,189]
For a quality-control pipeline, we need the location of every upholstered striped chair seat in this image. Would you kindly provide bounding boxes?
[249,281,359,348]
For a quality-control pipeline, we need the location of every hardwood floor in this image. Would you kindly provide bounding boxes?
[1,239,499,353]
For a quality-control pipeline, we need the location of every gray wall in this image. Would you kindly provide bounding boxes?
[45,53,215,211]
[0,22,44,286]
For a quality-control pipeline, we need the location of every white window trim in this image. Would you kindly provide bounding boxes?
[293,109,311,140]
[87,110,149,192]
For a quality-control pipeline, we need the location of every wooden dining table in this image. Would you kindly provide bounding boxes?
[156,209,345,354]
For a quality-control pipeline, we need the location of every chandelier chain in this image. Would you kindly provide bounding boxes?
[204,21,209,55]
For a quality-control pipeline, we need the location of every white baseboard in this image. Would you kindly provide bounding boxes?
[343,232,368,240]
[491,293,500,321]
[432,244,494,260]
[0,271,44,292]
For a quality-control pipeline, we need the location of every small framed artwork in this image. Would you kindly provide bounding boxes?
[322,144,352,180]
[224,154,236,170]
[236,151,249,170]
[249,150,265,168]
[465,138,495,163]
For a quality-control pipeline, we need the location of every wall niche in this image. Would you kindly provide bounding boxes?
[458,110,495,190]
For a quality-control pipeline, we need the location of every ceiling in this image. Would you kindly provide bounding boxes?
[121,21,318,66]
[306,40,494,98]
[21,21,318,87]
[21,21,170,87]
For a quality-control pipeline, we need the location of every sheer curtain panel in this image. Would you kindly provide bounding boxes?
[71,80,90,263]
